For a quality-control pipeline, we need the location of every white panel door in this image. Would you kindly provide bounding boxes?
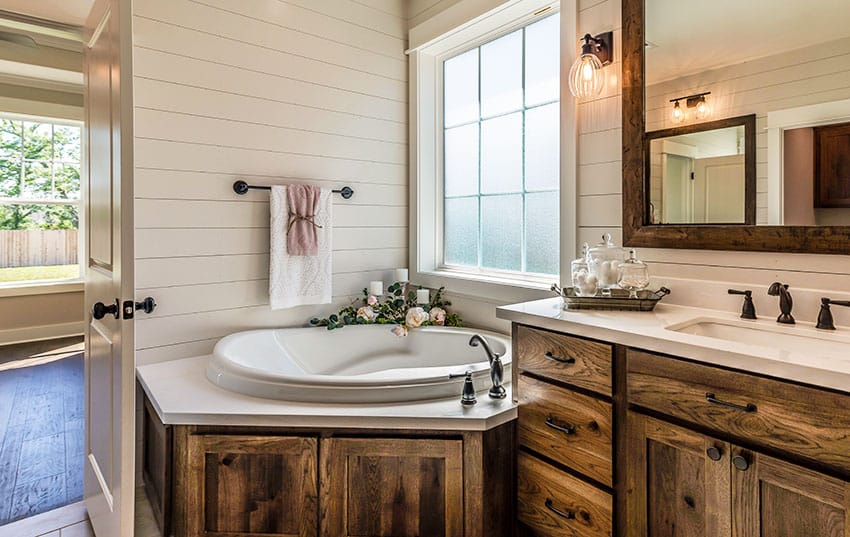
[83,0,135,535]
[694,155,746,223]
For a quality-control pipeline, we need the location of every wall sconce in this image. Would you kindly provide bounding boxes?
[669,92,711,123]
[568,32,613,99]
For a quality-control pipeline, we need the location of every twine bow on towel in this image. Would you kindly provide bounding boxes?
[287,212,323,232]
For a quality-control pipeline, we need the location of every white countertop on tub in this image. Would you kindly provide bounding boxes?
[136,355,517,430]
[497,298,850,394]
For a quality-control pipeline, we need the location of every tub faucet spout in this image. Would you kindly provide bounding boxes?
[767,282,795,324]
[469,334,507,399]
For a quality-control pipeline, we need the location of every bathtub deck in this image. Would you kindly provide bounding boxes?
[137,355,516,430]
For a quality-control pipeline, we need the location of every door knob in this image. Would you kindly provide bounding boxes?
[92,299,120,320]
[732,454,750,471]
[122,297,157,319]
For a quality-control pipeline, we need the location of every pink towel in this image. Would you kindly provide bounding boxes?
[286,184,322,256]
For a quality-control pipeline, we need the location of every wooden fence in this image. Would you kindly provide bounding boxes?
[0,230,79,268]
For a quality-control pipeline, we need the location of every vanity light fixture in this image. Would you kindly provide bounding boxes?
[568,32,613,99]
[669,91,712,123]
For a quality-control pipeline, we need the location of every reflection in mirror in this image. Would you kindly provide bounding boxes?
[643,0,850,228]
[646,116,754,225]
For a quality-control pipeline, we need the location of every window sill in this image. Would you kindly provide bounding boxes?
[0,279,84,298]
[413,268,555,304]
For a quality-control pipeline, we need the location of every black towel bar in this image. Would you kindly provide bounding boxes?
[232,180,353,199]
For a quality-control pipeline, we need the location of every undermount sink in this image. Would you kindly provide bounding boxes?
[665,317,850,362]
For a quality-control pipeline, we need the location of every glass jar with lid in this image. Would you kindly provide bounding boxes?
[570,243,598,296]
[588,233,626,290]
[618,249,650,298]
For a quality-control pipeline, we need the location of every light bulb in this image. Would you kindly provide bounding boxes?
[671,101,684,123]
[568,53,604,98]
[695,96,710,119]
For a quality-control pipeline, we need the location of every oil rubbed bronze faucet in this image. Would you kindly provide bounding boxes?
[469,334,507,399]
[767,282,795,324]
[728,289,756,319]
[816,297,850,330]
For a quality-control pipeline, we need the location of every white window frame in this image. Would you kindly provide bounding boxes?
[409,0,577,303]
[0,112,85,293]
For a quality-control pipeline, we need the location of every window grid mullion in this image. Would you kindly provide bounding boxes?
[520,25,527,273]
[476,43,483,270]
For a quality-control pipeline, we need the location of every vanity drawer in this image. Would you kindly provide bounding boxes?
[628,349,850,472]
[518,375,613,486]
[516,325,612,395]
[518,451,613,537]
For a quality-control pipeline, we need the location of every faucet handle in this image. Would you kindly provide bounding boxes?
[728,289,756,320]
[449,370,477,405]
[816,298,850,330]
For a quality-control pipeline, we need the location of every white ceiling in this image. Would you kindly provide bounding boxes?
[646,0,850,84]
[1,0,93,27]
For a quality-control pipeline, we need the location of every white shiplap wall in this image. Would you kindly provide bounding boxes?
[132,0,409,364]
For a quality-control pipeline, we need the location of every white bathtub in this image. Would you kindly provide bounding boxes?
[206,325,511,404]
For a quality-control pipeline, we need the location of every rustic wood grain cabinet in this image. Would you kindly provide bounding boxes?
[142,394,515,537]
[508,320,850,537]
[513,324,616,537]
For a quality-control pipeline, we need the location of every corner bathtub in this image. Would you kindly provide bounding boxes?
[206,325,511,404]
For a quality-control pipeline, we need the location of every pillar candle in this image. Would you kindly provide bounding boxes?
[369,280,383,296]
[394,268,409,282]
[416,288,430,305]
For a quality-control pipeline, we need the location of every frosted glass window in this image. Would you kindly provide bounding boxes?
[444,197,479,266]
[444,49,479,127]
[442,12,560,277]
[525,192,559,275]
[525,103,559,191]
[481,195,522,271]
[525,15,560,106]
[481,30,522,118]
[481,113,522,194]
[445,124,479,197]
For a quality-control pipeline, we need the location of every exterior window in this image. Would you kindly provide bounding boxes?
[0,117,82,285]
[442,13,559,277]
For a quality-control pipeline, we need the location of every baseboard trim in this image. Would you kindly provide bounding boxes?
[0,321,85,346]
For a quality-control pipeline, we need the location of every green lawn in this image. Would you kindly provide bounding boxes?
[0,264,80,283]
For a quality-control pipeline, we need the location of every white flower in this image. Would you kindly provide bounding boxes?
[392,325,409,337]
[405,307,429,328]
[429,307,446,325]
[367,294,378,306]
[356,306,376,322]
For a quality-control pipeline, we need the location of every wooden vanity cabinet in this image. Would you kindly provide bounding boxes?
[142,392,515,537]
[628,413,850,537]
[513,324,616,537]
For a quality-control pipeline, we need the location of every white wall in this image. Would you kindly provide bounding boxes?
[132,0,409,364]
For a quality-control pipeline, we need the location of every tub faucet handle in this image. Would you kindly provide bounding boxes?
[816,297,850,330]
[449,370,477,406]
[728,289,756,320]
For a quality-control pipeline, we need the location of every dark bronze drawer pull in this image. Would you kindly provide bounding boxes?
[545,498,575,520]
[544,351,576,364]
[545,416,576,435]
[705,393,757,413]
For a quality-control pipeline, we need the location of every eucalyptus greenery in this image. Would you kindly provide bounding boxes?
[310,283,462,332]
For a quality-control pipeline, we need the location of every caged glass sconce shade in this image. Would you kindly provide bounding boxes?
[568,32,613,99]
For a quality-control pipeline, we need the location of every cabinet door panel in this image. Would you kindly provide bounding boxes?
[627,413,732,537]
[320,438,463,537]
[183,435,318,537]
[733,449,850,537]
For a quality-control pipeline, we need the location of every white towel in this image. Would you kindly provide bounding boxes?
[269,185,332,309]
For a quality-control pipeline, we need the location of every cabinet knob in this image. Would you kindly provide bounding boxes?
[732,454,750,471]
[706,446,723,461]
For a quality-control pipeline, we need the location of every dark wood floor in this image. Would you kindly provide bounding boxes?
[0,337,84,526]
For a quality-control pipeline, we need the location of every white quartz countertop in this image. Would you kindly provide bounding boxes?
[137,356,517,431]
[497,298,850,394]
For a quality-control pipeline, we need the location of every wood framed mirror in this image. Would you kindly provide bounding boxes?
[622,0,850,254]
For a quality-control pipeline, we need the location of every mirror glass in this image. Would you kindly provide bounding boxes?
[647,123,748,224]
[644,0,850,226]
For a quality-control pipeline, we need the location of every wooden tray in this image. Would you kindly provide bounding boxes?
[551,285,671,311]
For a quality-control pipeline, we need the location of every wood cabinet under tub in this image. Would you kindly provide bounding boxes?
[509,321,850,537]
[141,394,515,537]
